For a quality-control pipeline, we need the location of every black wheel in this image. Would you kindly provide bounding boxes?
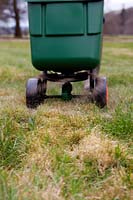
[92,77,108,108]
[62,82,72,101]
[26,78,47,108]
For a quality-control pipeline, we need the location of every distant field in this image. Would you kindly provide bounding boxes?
[0,36,133,200]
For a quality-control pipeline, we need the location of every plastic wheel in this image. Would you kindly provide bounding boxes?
[62,82,72,101]
[92,77,108,108]
[26,78,46,108]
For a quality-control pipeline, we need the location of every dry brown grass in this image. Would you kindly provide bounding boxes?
[69,129,126,173]
[87,169,133,200]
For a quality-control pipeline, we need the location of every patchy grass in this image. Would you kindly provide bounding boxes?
[0,36,133,199]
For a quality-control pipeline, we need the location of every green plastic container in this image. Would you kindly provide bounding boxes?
[26,0,104,72]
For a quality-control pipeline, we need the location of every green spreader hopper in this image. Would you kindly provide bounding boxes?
[25,0,108,108]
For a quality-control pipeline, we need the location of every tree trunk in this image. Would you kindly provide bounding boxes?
[120,5,126,34]
[13,0,22,38]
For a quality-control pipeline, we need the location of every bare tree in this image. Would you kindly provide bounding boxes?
[120,4,126,34]
[0,0,26,38]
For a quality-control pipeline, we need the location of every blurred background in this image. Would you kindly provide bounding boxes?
[0,0,133,38]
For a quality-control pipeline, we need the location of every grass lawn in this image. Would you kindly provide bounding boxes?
[0,36,133,200]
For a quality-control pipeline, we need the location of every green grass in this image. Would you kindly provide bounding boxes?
[0,36,133,199]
